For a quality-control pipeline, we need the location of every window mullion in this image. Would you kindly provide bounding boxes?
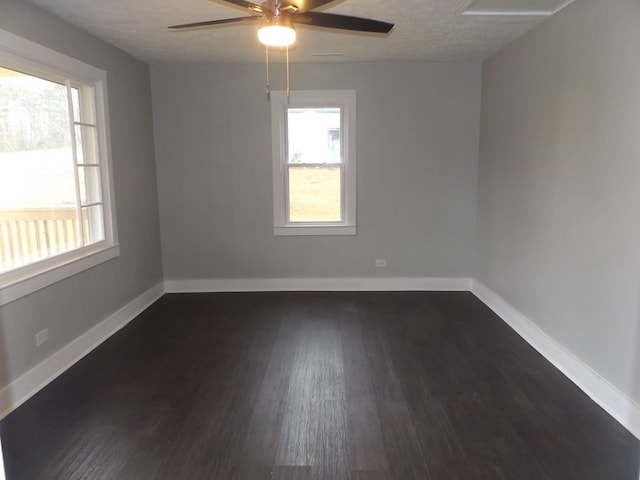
[74,121,96,128]
[66,80,84,248]
[340,164,346,223]
[283,108,291,224]
[339,106,345,222]
[284,165,291,224]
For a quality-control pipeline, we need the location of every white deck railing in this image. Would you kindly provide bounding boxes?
[0,207,80,273]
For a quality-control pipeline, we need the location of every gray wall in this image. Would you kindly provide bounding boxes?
[475,0,640,402]
[152,62,481,280]
[0,0,163,389]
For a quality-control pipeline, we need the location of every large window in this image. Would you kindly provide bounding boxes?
[0,29,117,306]
[271,90,356,236]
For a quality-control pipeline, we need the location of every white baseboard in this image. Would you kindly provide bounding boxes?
[471,279,640,440]
[164,276,472,293]
[0,282,165,420]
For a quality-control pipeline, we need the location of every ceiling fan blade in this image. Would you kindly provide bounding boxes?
[280,0,336,13]
[297,11,393,33]
[169,16,259,29]
[221,0,266,14]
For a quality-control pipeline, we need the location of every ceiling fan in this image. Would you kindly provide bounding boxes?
[169,0,393,100]
[168,0,394,47]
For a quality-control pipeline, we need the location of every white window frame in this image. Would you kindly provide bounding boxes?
[0,29,118,307]
[271,90,356,236]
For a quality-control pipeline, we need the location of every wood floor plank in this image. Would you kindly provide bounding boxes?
[363,326,433,479]
[271,465,312,480]
[341,317,389,473]
[276,323,349,478]
[233,312,310,478]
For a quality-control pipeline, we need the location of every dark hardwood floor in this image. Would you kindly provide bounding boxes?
[1,292,638,479]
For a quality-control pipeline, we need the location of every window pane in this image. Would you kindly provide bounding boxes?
[288,165,342,222]
[71,85,97,125]
[287,108,341,164]
[0,67,79,273]
[75,124,99,165]
[71,87,80,123]
[78,166,101,205]
[81,204,104,245]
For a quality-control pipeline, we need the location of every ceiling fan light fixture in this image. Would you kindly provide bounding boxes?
[258,15,296,47]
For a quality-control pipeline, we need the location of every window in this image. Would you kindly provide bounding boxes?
[0,29,117,306]
[271,90,356,235]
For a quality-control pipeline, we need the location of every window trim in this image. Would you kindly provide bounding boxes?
[0,28,119,307]
[271,90,356,236]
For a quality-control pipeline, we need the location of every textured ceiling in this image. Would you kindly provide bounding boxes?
[25,0,574,64]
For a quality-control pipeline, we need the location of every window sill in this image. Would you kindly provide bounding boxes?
[274,225,356,236]
[0,243,120,307]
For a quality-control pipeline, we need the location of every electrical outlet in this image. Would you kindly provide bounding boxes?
[375,259,387,268]
[36,328,48,347]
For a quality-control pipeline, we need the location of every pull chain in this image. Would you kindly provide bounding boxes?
[265,45,271,102]
[264,44,291,103]
[286,44,290,102]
